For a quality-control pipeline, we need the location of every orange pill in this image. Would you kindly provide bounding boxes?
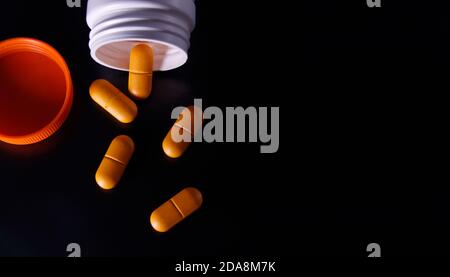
[150,188,203,233]
[162,106,203,158]
[129,44,153,100]
[90,79,138,123]
[95,135,135,190]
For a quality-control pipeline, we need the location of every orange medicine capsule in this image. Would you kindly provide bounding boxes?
[95,135,135,190]
[129,44,153,100]
[162,106,203,158]
[150,187,203,233]
[90,79,138,123]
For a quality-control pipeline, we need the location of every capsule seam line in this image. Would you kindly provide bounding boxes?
[174,123,192,135]
[104,155,126,166]
[130,71,153,76]
[170,199,185,218]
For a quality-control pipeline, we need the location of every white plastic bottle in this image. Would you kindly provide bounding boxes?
[86,0,196,71]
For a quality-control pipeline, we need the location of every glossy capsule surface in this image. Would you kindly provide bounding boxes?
[95,135,135,190]
[150,187,203,232]
[90,79,138,123]
[129,44,153,100]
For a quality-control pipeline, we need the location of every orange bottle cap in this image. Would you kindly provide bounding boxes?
[0,38,73,145]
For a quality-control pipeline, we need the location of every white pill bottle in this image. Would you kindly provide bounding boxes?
[86,0,196,71]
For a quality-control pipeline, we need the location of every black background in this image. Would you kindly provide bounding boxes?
[302,0,450,256]
[1,0,449,258]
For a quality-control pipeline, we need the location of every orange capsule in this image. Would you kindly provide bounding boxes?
[150,188,203,233]
[162,106,203,158]
[129,44,153,100]
[95,135,135,190]
[90,79,138,124]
